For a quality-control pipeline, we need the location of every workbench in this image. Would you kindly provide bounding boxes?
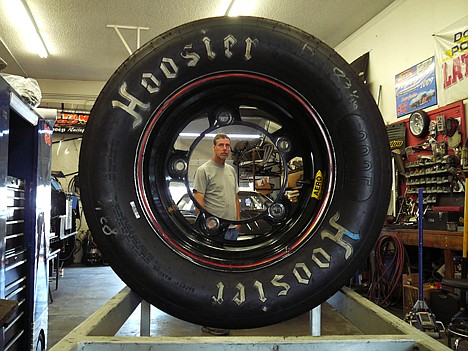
[384,227,463,279]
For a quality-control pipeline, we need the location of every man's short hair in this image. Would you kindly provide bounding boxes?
[213,133,230,145]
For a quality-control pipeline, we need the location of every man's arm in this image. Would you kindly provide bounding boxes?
[235,193,241,230]
[193,191,205,213]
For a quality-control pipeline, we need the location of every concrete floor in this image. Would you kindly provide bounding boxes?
[47,265,455,349]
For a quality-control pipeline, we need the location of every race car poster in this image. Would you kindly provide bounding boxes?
[433,15,468,107]
[395,56,437,118]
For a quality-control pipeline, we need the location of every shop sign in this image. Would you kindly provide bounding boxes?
[53,112,88,134]
[434,15,468,106]
[395,57,437,118]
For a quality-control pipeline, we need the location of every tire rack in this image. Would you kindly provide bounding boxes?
[0,76,53,351]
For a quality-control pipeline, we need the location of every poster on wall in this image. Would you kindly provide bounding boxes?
[433,15,468,107]
[53,112,89,134]
[395,57,437,118]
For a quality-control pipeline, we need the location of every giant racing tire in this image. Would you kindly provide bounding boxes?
[79,16,391,329]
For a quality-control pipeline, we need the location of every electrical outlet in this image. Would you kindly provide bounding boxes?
[436,115,445,132]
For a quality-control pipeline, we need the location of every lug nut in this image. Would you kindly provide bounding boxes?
[171,158,187,175]
[276,137,291,153]
[269,203,286,220]
[217,111,233,124]
[205,216,220,230]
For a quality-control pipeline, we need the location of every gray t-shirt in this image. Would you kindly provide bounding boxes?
[193,159,238,221]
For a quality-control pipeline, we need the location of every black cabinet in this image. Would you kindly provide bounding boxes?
[0,76,52,351]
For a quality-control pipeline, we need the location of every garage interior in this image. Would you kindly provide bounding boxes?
[1,0,468,350]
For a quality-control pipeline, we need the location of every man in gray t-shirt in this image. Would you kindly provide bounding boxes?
[193,133,240,241]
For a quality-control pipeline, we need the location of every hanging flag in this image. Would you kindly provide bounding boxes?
[433,15,468,106]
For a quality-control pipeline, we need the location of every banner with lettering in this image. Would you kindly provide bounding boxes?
[395,57,437,118]
[53,112,89,134]
[433,15,468,106]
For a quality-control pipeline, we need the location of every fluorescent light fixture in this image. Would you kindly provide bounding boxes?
[226,0,258,17]
[179,133,261,139]
[8,0,49,58]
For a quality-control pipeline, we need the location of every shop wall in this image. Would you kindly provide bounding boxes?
[335,0,467,124]
[38,1,467,125]
[41,2,468,249]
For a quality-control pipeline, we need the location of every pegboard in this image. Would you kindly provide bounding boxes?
[398,101,465,152]
[389,101,466,224]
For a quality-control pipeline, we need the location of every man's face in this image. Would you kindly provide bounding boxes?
[213,138,231,160]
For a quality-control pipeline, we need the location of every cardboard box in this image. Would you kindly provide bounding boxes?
[402,273,438,315]
[287,170,303,188]
[255,177,273,195]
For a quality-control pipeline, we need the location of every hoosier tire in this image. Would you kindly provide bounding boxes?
[79,16,391,329]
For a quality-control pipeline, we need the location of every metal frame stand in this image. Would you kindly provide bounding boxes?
[309,305,321,336]
[49,286,451,351]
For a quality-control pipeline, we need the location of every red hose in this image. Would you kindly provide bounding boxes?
[368,233,407,307]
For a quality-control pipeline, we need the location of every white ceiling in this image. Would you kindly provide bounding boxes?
[0,0,395,83]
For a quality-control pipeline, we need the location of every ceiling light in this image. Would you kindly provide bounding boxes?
[8,0,49,58]
[179,133,261,139]
[226,0,258,17]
